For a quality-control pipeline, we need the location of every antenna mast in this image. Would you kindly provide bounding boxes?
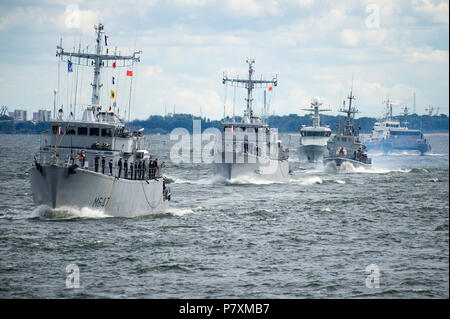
[301,98,331,128]
[222,59,277,123]
[338,87,358,135]
[382,96,393,121]
[56,23,141,110]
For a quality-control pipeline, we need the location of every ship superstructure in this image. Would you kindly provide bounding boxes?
[298,97,331,162]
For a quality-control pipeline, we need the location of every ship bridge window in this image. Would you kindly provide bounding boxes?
[101,128,112,137]
[391,131,421,136]
[66,127,76,135]
[302,131,330,137]
[115,128,124,137]
[78,127,88,136]
[90,127,100,136]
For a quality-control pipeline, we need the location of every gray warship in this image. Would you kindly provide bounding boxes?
[323,89,372,169]
[214,59,290,181]
[29,23,170,217]
[298,97,331,162]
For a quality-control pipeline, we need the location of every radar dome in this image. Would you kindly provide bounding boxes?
[312,97,321,105]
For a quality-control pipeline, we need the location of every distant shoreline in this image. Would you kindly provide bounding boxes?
[424,133,449,136]
[282,132,449,137]
[1,113,449,134]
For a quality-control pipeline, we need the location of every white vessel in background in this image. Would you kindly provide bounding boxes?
[29,23,170,217]
[214,59,290,181]
[298,97,331,162]
[364,99,431,155]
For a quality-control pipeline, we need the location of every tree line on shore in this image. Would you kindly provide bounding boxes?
[128,113,449,134]
[0,112,448,134]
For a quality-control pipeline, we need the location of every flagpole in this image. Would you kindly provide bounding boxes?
[127,61,134,125]
[73,44,81,120]
[114,47,119,115]
[57,39,62,120]
[66,58,70,119]
[53,127,59,158]
[127,27,138,128]
[56,23,140,118]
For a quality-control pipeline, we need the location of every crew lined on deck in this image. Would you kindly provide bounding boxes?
[117,158,122,178]
[94,154,99,172]
[101,156,105,174]
[87,155,161,180]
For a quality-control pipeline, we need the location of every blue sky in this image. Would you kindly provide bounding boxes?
[0,0,448,120]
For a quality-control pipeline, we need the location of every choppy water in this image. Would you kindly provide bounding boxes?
[0,134,448,298]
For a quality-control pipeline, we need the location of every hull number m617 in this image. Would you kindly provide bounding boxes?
[92,197,110,208]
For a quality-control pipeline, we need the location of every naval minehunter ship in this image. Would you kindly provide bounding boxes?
[323,89,372,169]
[298,97,332,162]
[363,98,431,155]
[214,59,290,181]
[29,24,170,217]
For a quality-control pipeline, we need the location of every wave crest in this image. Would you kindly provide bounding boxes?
[31,205,111,220]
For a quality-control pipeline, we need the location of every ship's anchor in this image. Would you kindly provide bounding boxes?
[68,164,78,176]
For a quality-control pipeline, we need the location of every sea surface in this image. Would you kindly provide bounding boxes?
[0,134,448,298]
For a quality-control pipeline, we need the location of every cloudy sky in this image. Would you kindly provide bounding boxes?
[0,0,448,120]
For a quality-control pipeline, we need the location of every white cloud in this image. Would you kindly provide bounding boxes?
[0,6,50,31]
[225,0,282,17]
[0,0,447,119]
[54,6,104,34]
[408,49,449,63]
[173,0,211,6]
[414,0,449,24]
[297,0,315,8]
[142,65,164,78]
[340,29,359,46]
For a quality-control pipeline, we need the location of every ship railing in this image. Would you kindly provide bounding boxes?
[277,152,289,161]
[147,167,159,179]
[118,164,164,180]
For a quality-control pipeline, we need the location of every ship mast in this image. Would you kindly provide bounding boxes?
[301,98,331,128]
[381,97,394,121]
[402,106,409,128]
[56,23,141,109]
[339,88,358,135]
[222,59,277,123]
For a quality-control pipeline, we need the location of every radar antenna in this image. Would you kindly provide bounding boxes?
[56,23,141,108]
[222,59,277,123]
[301,97,331,128]
[338,86,359,136]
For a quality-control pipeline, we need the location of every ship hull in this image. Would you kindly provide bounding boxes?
[29,164,168,217]
[365,140,431,155]
[298,144,328,162]
[213,152,290,181]
[323,157,371,170]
